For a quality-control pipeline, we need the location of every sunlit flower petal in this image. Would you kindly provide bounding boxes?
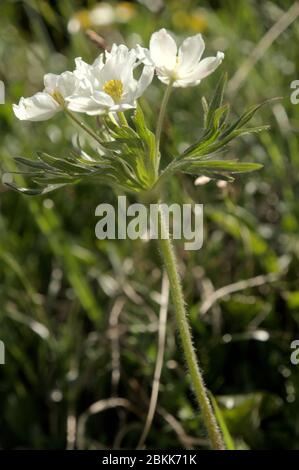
[177,34,205,74]
[13,93,60,121]
[14,71,81,121]
[69,43,154,115]
[135,45,153,67]
[147,29,224,88]
[186,52,225,81]
[135,65,155,98]
[149,28,177,71]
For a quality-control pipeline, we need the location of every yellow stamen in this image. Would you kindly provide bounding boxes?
[103,79,123,102]
[51,90,65,106]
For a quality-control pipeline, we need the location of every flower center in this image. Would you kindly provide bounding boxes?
[171,56,180,80]
[103,79,123,102]
[51,90,65,106]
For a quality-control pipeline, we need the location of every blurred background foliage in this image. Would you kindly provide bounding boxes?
[0,0,299,450]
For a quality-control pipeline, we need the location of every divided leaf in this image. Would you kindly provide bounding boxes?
[6,76,268,195]
[174,74,269,181]
[6,106,158,195]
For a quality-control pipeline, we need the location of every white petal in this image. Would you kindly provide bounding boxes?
[187,52,224,83]
[74,57,92,79]
[84,107,108,116]
[92,91,114,108]
[92,53,105,68]
[104,43,119,61]
[67,95,96,113]
[135,45,154,67]
[44,71,78,98]
[13,92,60,121]
[110,103,136,112]
[135,65,154,99]
[98,50,125,85]
[106,44,136,67]
[156,73,172,86]
[67,91,113,115]
[57,71,78,97]
[69,42,149,114]
[149,28,177,70]
[172,77,201,88]
[44,74,59,93]
[120,62,136,89]
[178,34,205,74]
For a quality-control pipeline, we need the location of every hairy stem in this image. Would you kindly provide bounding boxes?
[157,205,225,450]
[155,83,173,168]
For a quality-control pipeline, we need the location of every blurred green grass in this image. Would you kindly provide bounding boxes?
[1,0,299,449]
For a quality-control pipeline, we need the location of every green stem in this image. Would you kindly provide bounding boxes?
[155,83,173,168]
[157,205,225,450]
[118,111,128,126]
[65,110,103,145]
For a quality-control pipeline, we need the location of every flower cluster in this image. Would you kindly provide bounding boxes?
[13,29,224,121]
[10,28,266,198]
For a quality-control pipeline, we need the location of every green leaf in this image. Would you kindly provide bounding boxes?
[14,156,54,171]
[206,72,228,128]
[181,78,272,165]
[213,103,230,131]
[220,99,275,140]
[5,182,67,195]
[182,127,221,159]
[184,160,263,176]
[201,96,209,127]
[33,175,78,185]
[37,152,96,175]
[133,104,157,177]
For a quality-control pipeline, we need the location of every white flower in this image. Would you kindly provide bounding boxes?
[141,28,224,88]
[89,3,115,27]
[194,175,211,186]
[67,44,154,115]
[13,71,79,121]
